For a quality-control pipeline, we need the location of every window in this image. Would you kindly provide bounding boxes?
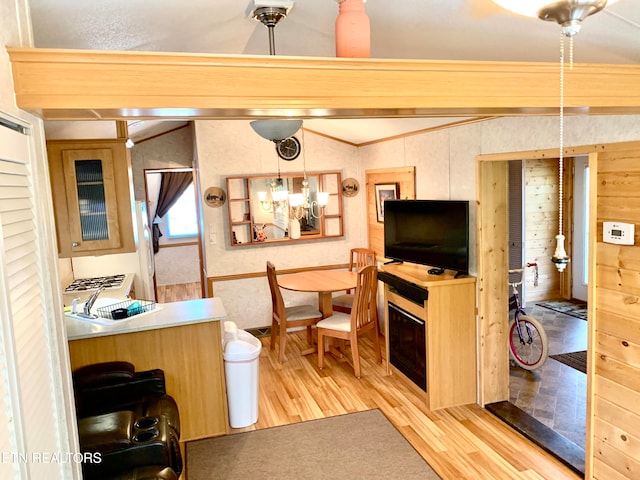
[166,183,198,237]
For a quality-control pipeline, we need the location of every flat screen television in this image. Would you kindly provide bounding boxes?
[383,199,469,276]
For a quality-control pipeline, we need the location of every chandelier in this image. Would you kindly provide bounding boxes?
[258,178,289,214]
[288,178,330,221]
[288,129,329,224]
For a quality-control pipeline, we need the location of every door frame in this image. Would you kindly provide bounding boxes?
[572,156,590,301]
[477,148,575,405]
[143,167,206,298]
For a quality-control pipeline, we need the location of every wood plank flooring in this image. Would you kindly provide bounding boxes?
[156,282,201,303]
[229,330,581,480]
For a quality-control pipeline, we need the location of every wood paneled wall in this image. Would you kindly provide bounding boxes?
[591,145,640,479]
[524,158,561,301]
[478,142,640,480]
[365,167,415,259]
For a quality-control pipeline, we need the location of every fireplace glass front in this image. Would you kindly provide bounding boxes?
[388,302,426,391]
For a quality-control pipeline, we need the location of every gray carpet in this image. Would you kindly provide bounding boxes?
[537,299,588,321]
[185,409,441,479]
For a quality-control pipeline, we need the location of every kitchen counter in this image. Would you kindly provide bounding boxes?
[65,297,227,340]
[66,296,230,441]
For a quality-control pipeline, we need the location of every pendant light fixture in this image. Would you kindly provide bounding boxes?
[493,0,617,272]
[250,1,302,146]
[551,31,571,273]
[289,128,329,227]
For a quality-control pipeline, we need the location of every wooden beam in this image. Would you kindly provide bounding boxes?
[8,48,640,120]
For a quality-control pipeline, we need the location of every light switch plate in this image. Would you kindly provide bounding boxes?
[603,221,635,245]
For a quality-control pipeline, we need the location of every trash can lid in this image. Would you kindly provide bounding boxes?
[223,321,261,361]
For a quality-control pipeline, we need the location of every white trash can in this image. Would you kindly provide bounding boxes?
[222,321,262,428]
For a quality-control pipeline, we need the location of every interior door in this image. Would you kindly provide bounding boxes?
[572,156,589,301]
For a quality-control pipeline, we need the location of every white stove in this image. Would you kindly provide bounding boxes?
[64,274,126,293]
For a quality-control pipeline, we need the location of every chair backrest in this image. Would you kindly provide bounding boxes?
[266,261,285,321]
[349,248,376,271]
[350,265,378,331]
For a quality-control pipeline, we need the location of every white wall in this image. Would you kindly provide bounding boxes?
[195,120,365,329]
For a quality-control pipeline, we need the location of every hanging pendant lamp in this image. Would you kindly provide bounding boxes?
[493,0,617,272]
[250,2,302,144]
[500,0,616,272]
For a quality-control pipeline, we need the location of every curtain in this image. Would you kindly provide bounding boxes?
[153,171,193,253]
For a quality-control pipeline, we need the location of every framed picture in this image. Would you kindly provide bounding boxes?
[375,183,399,222]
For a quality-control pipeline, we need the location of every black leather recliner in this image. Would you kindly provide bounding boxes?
[72,361,182,480]
[73,361,180,437]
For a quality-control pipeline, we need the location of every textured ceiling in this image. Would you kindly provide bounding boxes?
[28,0,640,144]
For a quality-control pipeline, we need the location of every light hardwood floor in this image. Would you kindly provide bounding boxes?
[156,282,202,303]
[234,330,581,480]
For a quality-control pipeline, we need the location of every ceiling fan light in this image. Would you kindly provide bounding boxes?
[491,0,617,19]
[250,119,303,142]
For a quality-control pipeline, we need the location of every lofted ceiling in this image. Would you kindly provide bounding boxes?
[27,0,640,144]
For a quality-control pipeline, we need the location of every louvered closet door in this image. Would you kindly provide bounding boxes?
[0,122,68,479]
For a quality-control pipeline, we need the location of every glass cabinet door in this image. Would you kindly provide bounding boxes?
[62,148,121,252]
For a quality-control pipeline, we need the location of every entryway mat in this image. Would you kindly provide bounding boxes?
[550,350,587,374]
[537,299,588,321]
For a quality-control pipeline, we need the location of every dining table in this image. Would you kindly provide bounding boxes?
[277,268,357,318]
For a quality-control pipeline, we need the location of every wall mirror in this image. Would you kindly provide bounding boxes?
[226,171,343,246]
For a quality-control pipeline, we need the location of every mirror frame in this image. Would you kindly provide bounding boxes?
[225,171,343,246]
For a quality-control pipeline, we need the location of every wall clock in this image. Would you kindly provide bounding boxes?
[276,136,301,161]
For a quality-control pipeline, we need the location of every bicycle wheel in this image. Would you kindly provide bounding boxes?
[509,315,548,370]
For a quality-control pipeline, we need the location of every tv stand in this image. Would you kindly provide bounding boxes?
[383,259,403,265]
[379,262,477,410]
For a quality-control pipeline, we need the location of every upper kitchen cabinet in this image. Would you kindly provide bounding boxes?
[47,139,135,257]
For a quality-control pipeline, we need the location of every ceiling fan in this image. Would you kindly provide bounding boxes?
[486,0,620,35]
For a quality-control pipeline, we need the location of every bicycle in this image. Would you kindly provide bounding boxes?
[508,263,549,370]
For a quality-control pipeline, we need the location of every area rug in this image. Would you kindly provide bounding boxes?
[185,409,441,480]
[550,350,587,374]
[537,299,588,321]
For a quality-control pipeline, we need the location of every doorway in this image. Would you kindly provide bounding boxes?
[572,156,589,302]
[481,155,588,475]
[144,168,205,302]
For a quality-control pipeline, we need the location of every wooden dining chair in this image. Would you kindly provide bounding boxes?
[332,247,376,314]
[266,261,323,362]
[317,265,382,378]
